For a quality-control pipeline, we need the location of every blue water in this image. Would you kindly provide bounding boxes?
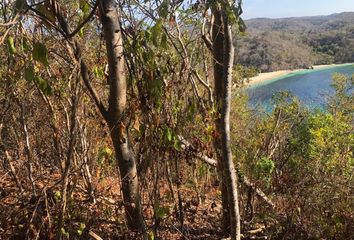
[246,64,354,110]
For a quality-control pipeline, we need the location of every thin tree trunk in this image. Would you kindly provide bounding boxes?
[79,123,96,203]
[212,4,241,240]
[59,0,145,231]
[0,121,23,192]
[221,10,241,240]
[38,92,64,172]
[31,0,145,233]
[56,81,79,240]
[212,9,231,235]
[20,104,36,196]
[3,149,23,192]
[98,0,145,231]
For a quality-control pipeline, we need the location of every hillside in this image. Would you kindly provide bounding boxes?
[237,12,354,72]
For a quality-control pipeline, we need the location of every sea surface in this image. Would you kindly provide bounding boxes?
[246,64,354,110]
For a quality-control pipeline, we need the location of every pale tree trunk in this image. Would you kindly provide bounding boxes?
[98,0,145,231]
[29,0,145,234]
[212,4,241,240]
[48,0,145,231]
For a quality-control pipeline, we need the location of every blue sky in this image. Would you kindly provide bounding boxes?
[242,0,354,19]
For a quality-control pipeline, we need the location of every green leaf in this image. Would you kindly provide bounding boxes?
[147,231,154,240]
[36,4,56,23]
[25,65,52,95]
[164,126,172,143]
[238,18,247,33]
[78,27,84,37]
[145,29,152,41]
[54,191,61,202]
[151,20,163,47]
[187,101,196,120]
[35,76,52,95]
[15,0,27,11]
[173,139,182,151]
[93,66,104,78]
[102,146,113,157]
[161,33,168,49]
[22,38,30,52]
[7,37,17,54]
[33,42,49,66]
[61,227,69,238]
[79,0,90,17]
[158,1,169,19]
[24,65,35,82]
[76,229,83,236]
[76,223,86,236]
[226,5,237,24]
[154,204,170,219]
[142,49,155,63]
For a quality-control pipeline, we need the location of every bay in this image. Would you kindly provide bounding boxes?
[246,64,354,110]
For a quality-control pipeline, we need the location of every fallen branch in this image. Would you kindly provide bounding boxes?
[197,154,275,209]
[179,136,275,209]
[248,226,265,235]
[88,230,103,240]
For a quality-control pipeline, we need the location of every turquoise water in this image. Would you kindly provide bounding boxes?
[246,64,354,109]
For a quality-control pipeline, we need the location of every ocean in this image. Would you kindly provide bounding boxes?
[246,64,354,110]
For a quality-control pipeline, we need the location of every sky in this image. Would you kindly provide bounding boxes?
[242,0,354,19]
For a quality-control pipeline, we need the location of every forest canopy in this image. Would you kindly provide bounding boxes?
[237,12,354,71]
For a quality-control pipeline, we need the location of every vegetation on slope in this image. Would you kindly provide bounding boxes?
[0,1,353,239]
[237,12,354,71]
[231,74,354,239]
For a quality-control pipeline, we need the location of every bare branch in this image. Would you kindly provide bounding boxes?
[0,13,19,27]
[202,11,213,51]
[79,56,108,119]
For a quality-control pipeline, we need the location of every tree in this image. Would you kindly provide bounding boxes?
[1,0,246,238]
[97,0,145,231]
[204,1,244,239]
[6,0,146,234]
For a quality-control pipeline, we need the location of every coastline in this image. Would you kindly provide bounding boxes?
[247,63,354,86]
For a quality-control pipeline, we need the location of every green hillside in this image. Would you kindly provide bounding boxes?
[237,12,354,72]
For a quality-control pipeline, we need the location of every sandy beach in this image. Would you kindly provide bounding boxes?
[248,63,353,85]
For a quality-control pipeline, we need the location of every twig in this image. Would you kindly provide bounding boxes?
[201,10,213,51]
[0,13,19,27]
[0,26,13,45]
[43,188,52,229]
[88,230,103,240]
[20,103,36,196]
[3,149,23,192]
[26,188,46,239]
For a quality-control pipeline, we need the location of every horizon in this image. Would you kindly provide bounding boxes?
[242,0,354,20]
[245,11,354,20]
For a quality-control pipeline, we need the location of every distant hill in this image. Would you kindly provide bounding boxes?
[236,12,354,72]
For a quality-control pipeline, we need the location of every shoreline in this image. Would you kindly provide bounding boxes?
[247,63,354,86]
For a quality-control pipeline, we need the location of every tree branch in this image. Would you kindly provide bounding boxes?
[79,56,108,119]
[201,11,213,52]
[178,135,276,209]
[66,1,98,39]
